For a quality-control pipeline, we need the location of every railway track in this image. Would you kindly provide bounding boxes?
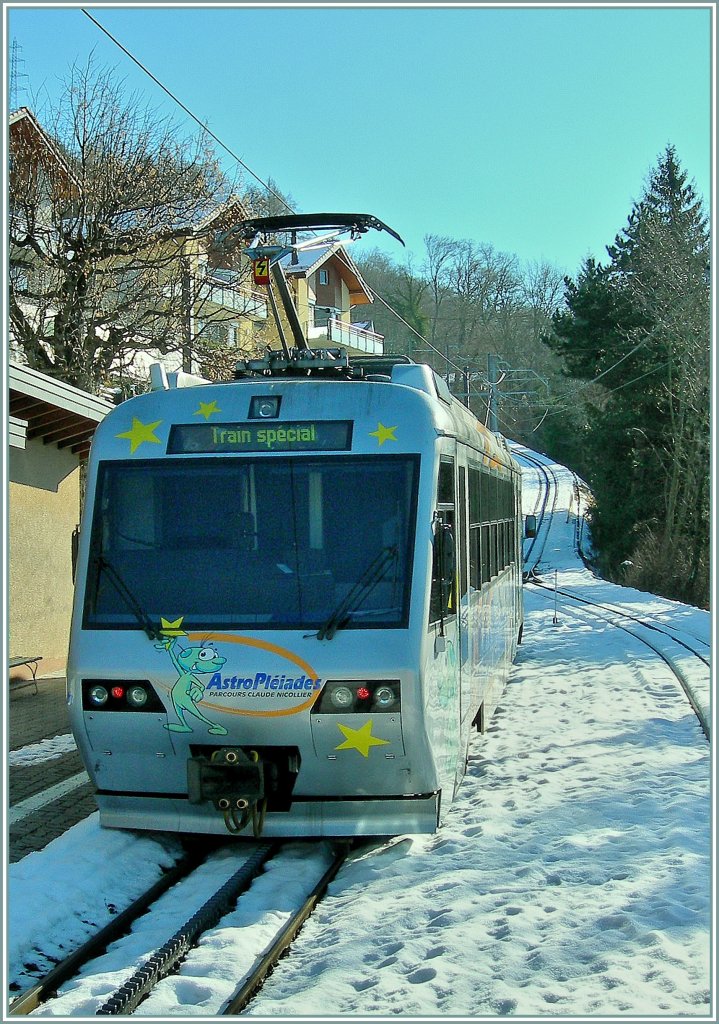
[527,579,710,741]
[514,445,709,740]
[9,840,348,1017]
[511,447,561,575]
[530,578,710,664]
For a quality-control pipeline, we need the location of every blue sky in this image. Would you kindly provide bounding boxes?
[5,3,714,276]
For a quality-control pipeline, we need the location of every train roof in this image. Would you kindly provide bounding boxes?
[147,350,517,473]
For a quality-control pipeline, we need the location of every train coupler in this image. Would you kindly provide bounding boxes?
[187,747,267,834]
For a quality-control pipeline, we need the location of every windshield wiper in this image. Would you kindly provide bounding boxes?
[92,554,159,641]
[314,545,398,641]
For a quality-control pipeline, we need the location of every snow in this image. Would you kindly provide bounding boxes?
[8,733,78,767]
[5,449,713,1020]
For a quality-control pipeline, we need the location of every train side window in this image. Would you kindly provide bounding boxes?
[430,457,456,623]
[437,459,454,505]
[481,524,491,583]
[458,468,468,600]
[508,476,517,566]
[470,528,481,589]
[469,466,481,590]
[489,474,498,521]
[480,472,487,520]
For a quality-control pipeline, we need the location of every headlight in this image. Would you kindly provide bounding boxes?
[329,685,354,710]
[88,685,109,706]
[127,685,149,708]
[314,680,401,714]
[249,395,281,419]
[374,686,397,709]
[81,679,164,712]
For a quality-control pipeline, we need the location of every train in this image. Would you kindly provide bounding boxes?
[66,212,526,840]
[66,345,525,839]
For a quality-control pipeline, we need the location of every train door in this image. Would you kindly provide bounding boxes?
[431,455,457,631]
[429,453,462,791]
[457,463,470,710]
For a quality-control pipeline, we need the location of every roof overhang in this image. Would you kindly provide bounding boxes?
[9,106,80,194]
[282,243,374,305]
[334,245,374,306]
[9,362,115,461]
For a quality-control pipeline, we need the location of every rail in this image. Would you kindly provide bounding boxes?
[8,850,204,1016]
[9,841,349,1017]
[527,579,710,740]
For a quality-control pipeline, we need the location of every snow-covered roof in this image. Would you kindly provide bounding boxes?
[197,195,252,233]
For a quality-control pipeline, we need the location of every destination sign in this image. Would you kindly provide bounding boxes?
[168,420,353,454]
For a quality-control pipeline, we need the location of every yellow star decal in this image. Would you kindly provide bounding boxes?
[369,422,398,446]
[115,417,163,454]
[159,616,187,638]
[194,400,221,421]
[335,719,390,758]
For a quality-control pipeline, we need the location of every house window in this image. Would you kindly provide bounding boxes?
[318,269,329,285]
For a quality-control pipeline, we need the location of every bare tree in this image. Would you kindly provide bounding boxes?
[519,259,565,339]
[421,233,454,352]
[9,57,240,393]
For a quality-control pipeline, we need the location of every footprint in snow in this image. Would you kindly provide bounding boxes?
[407,967,437,985]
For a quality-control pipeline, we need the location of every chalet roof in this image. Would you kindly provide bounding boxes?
[197,195,252,233]
[9,361,115,461]
[9,106,79,190]
[280,243,374,305]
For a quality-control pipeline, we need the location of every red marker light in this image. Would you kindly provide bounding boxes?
[356,686,371,701]
[111,686,125,699]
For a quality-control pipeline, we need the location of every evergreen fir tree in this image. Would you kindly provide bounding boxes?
[544,146,710,606]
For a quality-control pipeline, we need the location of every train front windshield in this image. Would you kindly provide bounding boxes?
[84,455,419,631]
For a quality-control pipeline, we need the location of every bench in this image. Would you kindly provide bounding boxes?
[9,656,43,694]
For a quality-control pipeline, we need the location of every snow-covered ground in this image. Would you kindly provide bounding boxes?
[6,450,713,1020]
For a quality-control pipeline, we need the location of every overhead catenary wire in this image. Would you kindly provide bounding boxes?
[81,8,293,213]
[475,353,673,436]
[79,7,532,388]
[81,7,456,366]
[366,286,472,379]
[534,357,673,426]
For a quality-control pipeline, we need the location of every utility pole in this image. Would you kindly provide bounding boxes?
[10,41,28,109]
[181,257,194,373]
[487,353,500,432]
[478,355,550,435]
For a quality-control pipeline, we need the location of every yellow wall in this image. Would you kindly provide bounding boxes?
[294,277,309,327]
[9,439,81,677]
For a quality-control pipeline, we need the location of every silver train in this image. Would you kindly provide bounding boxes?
[67,350,524,838]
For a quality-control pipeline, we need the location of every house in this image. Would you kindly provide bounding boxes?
[9,106,77,198]
[8,362,115,677]
[9,107,80,359]
[8,108,269,393]
[181,197,270,369]
[279,242,384,357]
[10,106,384,394]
